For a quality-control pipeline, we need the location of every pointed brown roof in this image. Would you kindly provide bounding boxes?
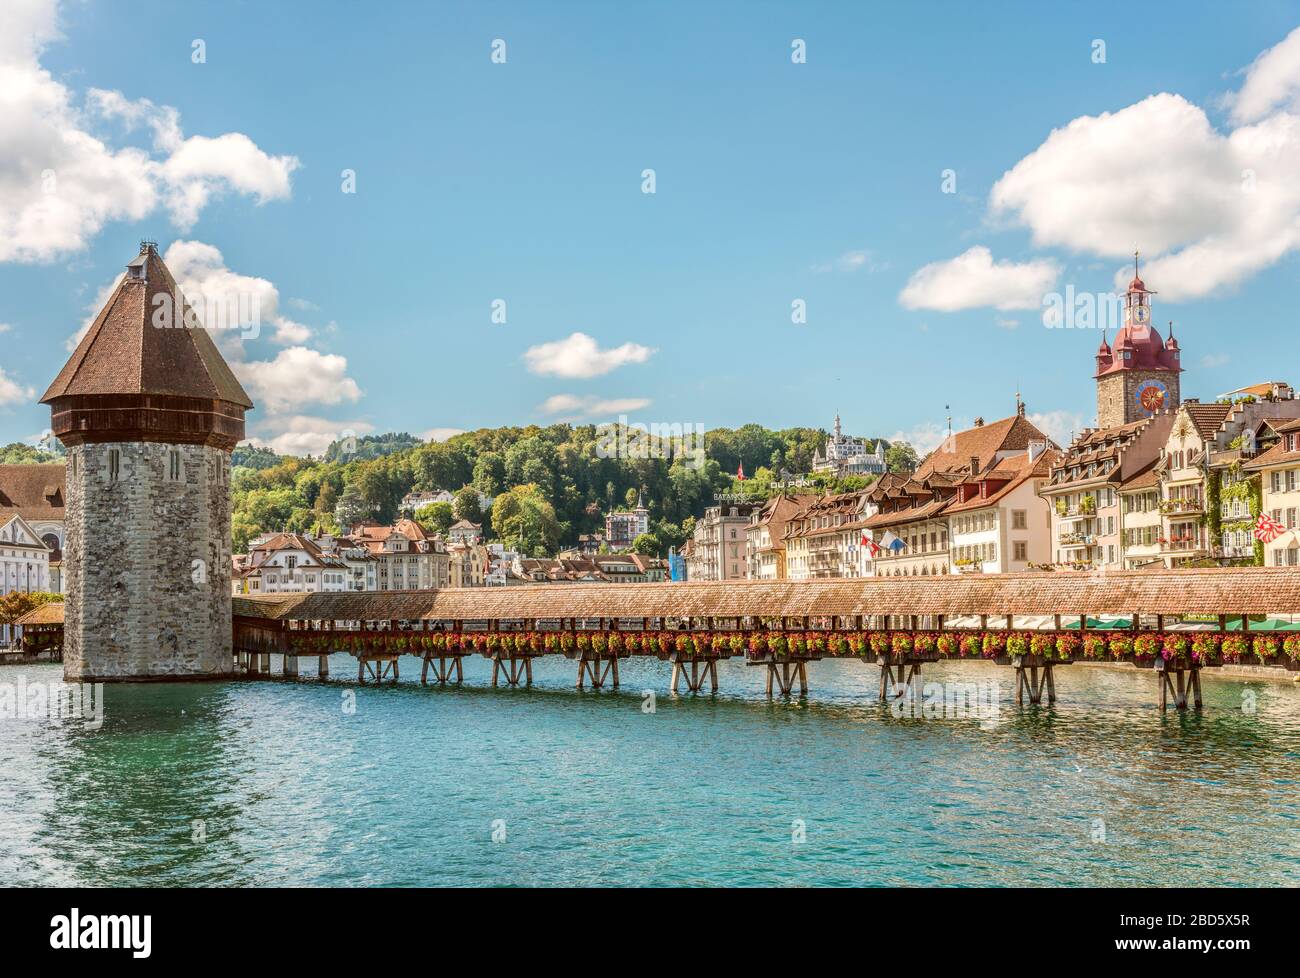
[42,244,252,408]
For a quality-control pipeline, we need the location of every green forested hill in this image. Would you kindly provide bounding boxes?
[229,423,910,556]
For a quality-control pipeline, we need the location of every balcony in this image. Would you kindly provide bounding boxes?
[1159,535,1205,553]
[1160,497,1204,515]
[1059,532,1095,547]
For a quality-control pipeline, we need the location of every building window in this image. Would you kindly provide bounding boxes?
[1012,510,1027,530]
[167,449,183,482]
[107,449,121,482]
[1013,541,1027,561]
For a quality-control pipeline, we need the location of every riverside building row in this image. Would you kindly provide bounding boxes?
[680,262,1300,579]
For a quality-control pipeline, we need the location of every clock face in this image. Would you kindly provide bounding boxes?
[1133,305,1149,324]
[1135,379,1168,416]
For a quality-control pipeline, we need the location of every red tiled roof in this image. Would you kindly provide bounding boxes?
[914,413,1051,480]
[1182,402,1233,440]
[1119,458,1160,490]
[0,464,66,523]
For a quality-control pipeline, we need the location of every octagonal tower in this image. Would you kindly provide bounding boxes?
[42,242,253,681]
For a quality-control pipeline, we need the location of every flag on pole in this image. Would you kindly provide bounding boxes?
[737,462,745,481]
[862,532,881,558]
[879,530,905,553]
[1255,511,1284,543]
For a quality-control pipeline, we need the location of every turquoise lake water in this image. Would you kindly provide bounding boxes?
[2,655,1299,886]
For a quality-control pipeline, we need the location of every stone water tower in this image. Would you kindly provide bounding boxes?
[42,242,253,681]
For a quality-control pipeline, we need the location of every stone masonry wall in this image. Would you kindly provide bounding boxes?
[64,442,233,680]
[1097,369,1181,428]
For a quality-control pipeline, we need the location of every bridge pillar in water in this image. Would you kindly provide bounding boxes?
[356,650,399,683]
[877,656,922,703]
[490,653,533,687]
[1012,657,1057,706]
[1156,660,1201,712]
[318,654,330,679]
[43,243,252,682]
[575,653,619,690]
[670,656,718,694]
[765,659,808,697]
[421,651,465,685]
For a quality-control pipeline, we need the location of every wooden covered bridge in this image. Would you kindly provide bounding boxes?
[230,568,1300,712]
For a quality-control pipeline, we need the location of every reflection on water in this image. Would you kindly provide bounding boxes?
[2,656,1298,886]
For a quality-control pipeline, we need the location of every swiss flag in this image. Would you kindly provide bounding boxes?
[737,462,746,481]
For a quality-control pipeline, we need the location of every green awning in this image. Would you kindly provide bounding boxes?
[1062,616,1132,630]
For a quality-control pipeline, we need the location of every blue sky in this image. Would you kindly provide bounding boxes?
[3,0,1300,455]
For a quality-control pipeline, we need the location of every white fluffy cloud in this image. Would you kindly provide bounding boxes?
[523,332,655,378]
[0,0,298,264]
[0,367,35,407]
[1026,410,1085,449]
[988,30,1300,302]
[538,394,652,420]
[898,246,1060,311]
[247,416,375,457]
[1229,26,1300,124]
[237,347,362,415]
[164,240,312,344]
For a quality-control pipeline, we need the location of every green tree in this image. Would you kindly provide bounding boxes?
[334,485,370,529]
[492,484,561,556]
[630,531,663,556]
[473,451,507,496]
[415,501,455,536]
[452,485,484,525]
[885,442,919,474]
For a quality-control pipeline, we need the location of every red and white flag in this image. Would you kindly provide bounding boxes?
[863,532,881,558]
[1254,511,1285,543]
[737,462,745,481]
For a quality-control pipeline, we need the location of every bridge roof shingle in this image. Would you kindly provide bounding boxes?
[229,567,1300,621]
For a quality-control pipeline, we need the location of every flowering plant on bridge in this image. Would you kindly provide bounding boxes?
[869,633,890,655]
[1191,632,1220,663]
[1056,633,1080,658]
[768,634,789,658]
[1029,633,1054,658]
[1284,634,1300,661]
[936,634,957,657]
[746,633,768,656]
[1005,633,1029,657]
[1132,633,1159,660]
[1252,634,1279,663]
[913,632,936,654]
[959,634,981,657]
[980,632,1005,658]
[1083,635,1106,659]
[1221,634,1246,663]
[1160,633,1188,662]
[891,632,913,655]
[1108,636,1132,659]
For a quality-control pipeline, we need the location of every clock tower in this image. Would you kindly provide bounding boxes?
[1094,253,1182,427]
